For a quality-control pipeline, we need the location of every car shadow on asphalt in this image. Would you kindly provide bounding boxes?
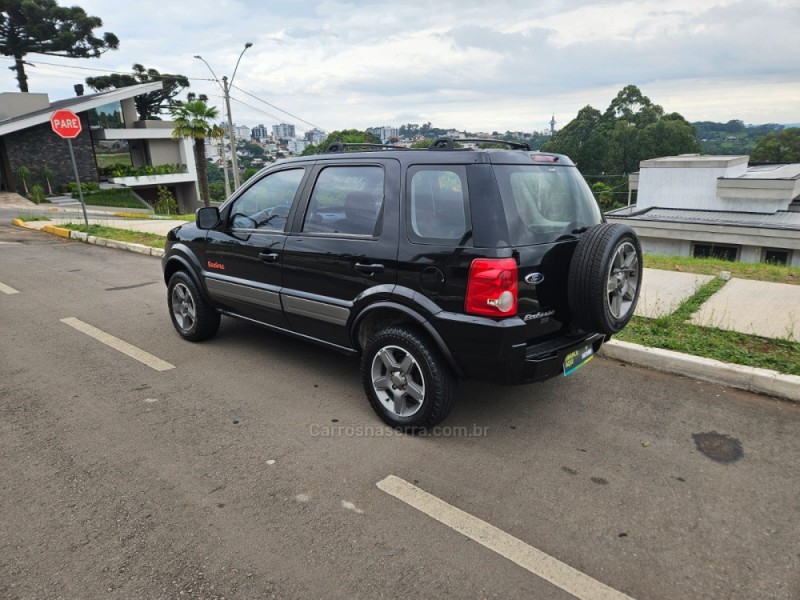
[209,317,576,438]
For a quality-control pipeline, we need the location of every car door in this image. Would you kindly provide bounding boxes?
[203,165,310,328]
[282,159,400,348]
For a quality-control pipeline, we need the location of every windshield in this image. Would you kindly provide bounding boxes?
[493,164,602,245]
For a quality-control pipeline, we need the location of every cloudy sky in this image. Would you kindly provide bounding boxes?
[6,0,799,134]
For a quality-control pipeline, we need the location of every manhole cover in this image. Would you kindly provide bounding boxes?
[692,431,743,463]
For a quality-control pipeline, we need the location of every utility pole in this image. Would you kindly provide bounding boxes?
[222,76,241,188]
[194,42,252,191]
[219,138,231,197]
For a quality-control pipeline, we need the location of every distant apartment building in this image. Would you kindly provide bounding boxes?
[369,126,399,143]
[272,123,295,140]
[251,124,269,142]
[235,125,250,141]
[286,140,309,154]
[304,128,326,145]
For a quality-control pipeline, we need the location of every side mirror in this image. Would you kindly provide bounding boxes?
[196,206,220,230]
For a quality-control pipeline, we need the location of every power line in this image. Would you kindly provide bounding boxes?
[0,56,217,82]
[231,84,326,133]
[225,94,314,135]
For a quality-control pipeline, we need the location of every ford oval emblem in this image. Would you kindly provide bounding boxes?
[525,272,545,285]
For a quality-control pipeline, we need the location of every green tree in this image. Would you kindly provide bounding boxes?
[16,164,29,194]
[39,165,54,195]
[86,64,189,120]
[542,106,602,165]
[301,129,381,156]
[171,99,219,206]
[244,142,265,157]
[591,182,614,209]
[208,181,226,203]
[0,0,119,92]
[543,85,698,176]
[751,128,800,163]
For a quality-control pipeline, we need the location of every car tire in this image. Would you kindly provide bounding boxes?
[361,325,455,431]
[167,271,221,341]
[568,223,642,336]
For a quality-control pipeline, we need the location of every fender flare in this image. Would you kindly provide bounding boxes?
[351,301,464,378]
[162,251,212,303]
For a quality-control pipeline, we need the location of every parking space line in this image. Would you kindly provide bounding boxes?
[376,475,635,600]
[0,280,20,294]
[60,317,175,372]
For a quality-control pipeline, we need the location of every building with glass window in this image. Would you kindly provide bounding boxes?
[0,82,201,211]
[606,155,800,267]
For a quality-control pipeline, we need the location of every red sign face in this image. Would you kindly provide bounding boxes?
[50,109,82,139]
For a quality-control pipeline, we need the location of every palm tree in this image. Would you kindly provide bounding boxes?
[40,165,54,196]
[16,165,30,195]
[171,99,219,207]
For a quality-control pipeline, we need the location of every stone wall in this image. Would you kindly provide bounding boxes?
[3,113,98,195]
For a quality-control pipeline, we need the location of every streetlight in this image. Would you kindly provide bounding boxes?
[194,42,253,189]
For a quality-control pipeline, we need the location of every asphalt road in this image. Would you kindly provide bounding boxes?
[1,224,798,600]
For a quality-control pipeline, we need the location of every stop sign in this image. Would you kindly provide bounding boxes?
[50,109,82,139]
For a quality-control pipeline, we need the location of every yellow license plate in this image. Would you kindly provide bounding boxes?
[563,344,594,376]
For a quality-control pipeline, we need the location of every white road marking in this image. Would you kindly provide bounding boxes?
[60,317,175,372]
[376,475,635,600]
[0,280,20,294]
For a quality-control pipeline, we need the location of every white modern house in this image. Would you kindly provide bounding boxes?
[607,155,800,266]
[0,82,202,212]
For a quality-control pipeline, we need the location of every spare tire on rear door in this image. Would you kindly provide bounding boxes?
[567,223,642,336]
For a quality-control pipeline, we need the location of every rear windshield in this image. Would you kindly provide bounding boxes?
[493,164,602,246]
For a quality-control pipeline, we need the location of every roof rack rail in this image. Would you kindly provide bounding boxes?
[428,137,531,151]
[323,142,410,153]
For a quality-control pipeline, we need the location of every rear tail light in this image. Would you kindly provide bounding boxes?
[465,258,518,317]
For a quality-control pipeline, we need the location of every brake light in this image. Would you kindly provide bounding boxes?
[465,258,518,317]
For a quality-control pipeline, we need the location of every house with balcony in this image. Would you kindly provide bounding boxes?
[0,81,201,212]
[607,155,800,266]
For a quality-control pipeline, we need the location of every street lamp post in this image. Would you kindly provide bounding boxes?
[194,42,252,189]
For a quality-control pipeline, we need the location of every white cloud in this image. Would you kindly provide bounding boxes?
[9,0,799,132]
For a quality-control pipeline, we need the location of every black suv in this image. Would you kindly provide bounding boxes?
[162,139,642,429]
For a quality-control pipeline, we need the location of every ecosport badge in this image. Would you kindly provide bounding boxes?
[524,310,555,321]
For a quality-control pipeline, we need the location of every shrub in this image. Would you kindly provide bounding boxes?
[154,186,178,215]
[29,184,46,204]
[101,163,189,178]
[69,181,101,198]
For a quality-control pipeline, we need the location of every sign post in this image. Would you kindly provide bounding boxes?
[50,109,88,226]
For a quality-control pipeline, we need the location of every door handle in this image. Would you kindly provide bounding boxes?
[259,252,280,263]
[355,262,384,275]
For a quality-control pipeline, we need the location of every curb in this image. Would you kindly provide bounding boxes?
[42,224,71,238]
[601,339,800,403]
[69,229,164,257]
[11,219,164,257]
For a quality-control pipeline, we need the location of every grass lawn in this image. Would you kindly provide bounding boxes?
[617,277,800,375]
[81,189,148,210]
[644,254,800,285]
[58,223,165,249]
[15,215,51,222]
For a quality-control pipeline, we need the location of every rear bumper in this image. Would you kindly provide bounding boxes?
[429,311,604,385]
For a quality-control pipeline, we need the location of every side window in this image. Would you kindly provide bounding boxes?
[302,165,384,237]
[407,166,468,244]
[228,168,305,230]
